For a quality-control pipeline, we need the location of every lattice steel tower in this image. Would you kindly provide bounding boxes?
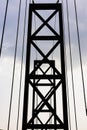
[22,3,68,130]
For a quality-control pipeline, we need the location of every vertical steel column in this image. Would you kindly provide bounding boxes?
[22,5,32,130]
[59,4,68,130]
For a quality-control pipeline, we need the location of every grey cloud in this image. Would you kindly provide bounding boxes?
[0,0,87,66]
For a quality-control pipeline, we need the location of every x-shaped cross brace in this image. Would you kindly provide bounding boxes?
[27,79,63,125]
[36,64,53,84]
[30,40,62,78]
[32,9,60,38]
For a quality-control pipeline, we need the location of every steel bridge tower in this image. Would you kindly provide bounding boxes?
[22,3,68,130]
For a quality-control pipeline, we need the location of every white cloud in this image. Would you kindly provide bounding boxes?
[0,56,25,130]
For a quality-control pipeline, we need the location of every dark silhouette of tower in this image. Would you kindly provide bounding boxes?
[22,3,68,130]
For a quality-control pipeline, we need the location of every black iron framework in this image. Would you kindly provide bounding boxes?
[22,3,68,130]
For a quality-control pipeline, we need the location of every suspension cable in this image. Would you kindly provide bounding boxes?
[65,0,78,129]
[0,0,9,57]
[73,0,87,115]
[16,0,28,130]
[61,0,71,130]
[7,0,22,130]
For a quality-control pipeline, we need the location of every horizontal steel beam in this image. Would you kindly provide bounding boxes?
[31,4,61,10]
[28,75,62,79]
[27,124,64,129]
[31,36,60,40]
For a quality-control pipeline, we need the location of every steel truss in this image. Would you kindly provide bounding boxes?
[22,3,68,130]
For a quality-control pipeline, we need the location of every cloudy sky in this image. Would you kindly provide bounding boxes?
[0,0,87,130]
